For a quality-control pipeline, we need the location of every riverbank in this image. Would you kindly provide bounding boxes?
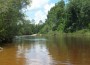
[30,34,42,36]
[44,29,90,37]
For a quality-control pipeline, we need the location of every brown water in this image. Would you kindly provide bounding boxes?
[0,35,90,65]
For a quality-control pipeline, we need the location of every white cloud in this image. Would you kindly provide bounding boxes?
[30,0,49,10]
[34,10,47,24]
[34,3,55,24]
[44,3,55,15]
[25,0,55,24]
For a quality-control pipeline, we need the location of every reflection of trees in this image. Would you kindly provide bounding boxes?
[46,36,90,65]
[64,36,90,65]
[46,36,70,64]
[0,43,25,65]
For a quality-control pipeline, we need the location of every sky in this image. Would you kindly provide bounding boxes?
[23,0,59,24]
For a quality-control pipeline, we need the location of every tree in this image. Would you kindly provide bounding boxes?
[64,0,90,32]
[0,0,30,42]
[40,0,90,33]
[40,0,65,33]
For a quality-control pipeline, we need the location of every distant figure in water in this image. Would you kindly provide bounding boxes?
[0,47,3,50]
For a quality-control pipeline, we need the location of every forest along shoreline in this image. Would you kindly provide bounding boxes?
[0,0,90,43]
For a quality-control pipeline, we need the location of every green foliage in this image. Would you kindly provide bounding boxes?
[40,0,65,33]
[40,0,90,33]
[0,0,90,43]
[64,0,90,32]
[18,20,35,35]
[0,0,30,42]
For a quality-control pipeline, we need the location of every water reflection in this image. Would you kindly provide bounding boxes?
[46,36,90,65]
[0,36,90,65]
[16,36,54,65]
